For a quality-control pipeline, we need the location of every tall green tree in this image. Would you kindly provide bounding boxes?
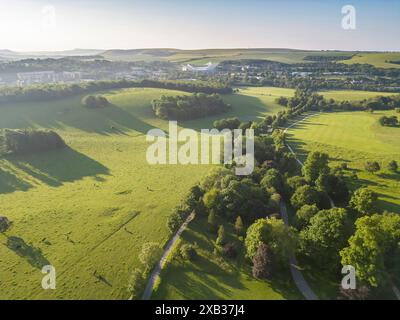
[340,213,400,287]
[302,151,329,183]
[349,188,377,216]
[299,208,351,269]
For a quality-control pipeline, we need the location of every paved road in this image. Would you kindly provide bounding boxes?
[280,202,319,300]
[141,212,195,300]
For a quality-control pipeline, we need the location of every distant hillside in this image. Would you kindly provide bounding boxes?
[0,49,104,61]
[102,48,358,64]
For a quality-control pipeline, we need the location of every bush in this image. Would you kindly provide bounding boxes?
[82,95,109,108]
[388,160,398,172]
[1,129,66,155]
[213,117,241,130]
[180,244,197,261]
[127,269,145,300]
[216,225,227,246]
[364,161,380,174]
[0,216,11,233]
[379,115,398,127]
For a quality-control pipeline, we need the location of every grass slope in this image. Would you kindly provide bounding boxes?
[319,90,397,101]
[286,111,400,214]
[103,48,355,64]
[340,53,400,69]
[0,86,293,299]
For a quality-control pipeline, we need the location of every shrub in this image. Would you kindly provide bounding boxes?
[388,160,398,172]
[234,216,244,236]
[0,216,12,233]
[213,117,241,130]
[82,95,109,108]
[364,161,380,174]
[127,269,145,300]
[139,242,162,273]
[180,244,197,261]
[216,225,226,246]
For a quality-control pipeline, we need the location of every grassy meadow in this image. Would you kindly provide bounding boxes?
[0,86,291,299]
[318,90,397,101]
[286,111,400,214]
[340,52,400,69]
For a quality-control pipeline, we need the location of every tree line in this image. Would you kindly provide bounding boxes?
[0,129,66,156]
[0,79,233,104]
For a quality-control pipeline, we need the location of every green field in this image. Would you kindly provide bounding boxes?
[340,52,400,69]
[0,86,292,299]
[319,90,397,101]
[153,214,301,300]
[286,111,400,214]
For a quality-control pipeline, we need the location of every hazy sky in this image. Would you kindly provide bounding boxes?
[0,0,399,52]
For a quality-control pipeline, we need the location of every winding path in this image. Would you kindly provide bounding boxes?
[280,202,318,300]
[282,113,320,300]
[141,212,195,300]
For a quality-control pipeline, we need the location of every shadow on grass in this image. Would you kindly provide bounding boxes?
[0,146,110,194]
[0,97,158,136]
[5,236,50,270]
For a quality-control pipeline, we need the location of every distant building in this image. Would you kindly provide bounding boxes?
[17,71,56,85]
[182,62,217,72]
[16,71,82,86]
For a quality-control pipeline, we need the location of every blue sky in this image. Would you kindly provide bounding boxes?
[0,0,399,51]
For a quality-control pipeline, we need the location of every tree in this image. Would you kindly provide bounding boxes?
[234,216,244,236]
[340,213,400,287]
[295,204,319,229]
[290,185,319,209]
[260,168,283,193]
[180,244,197,261]
[139,242,162,273]
[127,269,145,299]
[245,218,297,266]
[364,161,380,174]
[302,152,329,182]
[299,208,351,269]
[216,225,226,246]
[388,160,398,172]
[316,172,349,205]
[252,243,273,279]
[349,188,377,216]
